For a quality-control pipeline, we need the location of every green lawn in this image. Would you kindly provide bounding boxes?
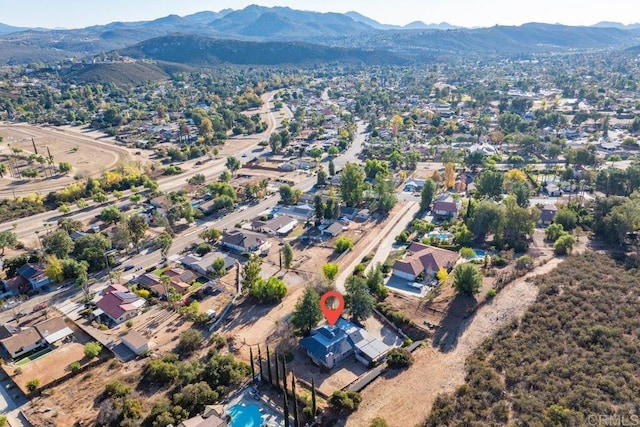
[15,347,52,366]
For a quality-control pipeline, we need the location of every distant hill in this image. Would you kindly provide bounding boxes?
[208,5,376,40]
[0,22,26,35]
[63,61,176,87]
[120,34,410,66]
[1,6,640,65]
[592,21,640,30]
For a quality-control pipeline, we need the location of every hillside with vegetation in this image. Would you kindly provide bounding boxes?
[425,253,640,426]
[63,62,175,87]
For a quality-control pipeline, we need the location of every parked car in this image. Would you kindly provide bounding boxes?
[33,302,47,311]
[206,309,216,319]
[123,264,135,271]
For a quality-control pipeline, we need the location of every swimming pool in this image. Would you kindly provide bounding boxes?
[474,249,486,258]
[228,403,263,427]
[427,231,453,240]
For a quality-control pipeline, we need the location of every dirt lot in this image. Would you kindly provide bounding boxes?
[345,239,588,427]
[0,123,145,197]
[1,318,94,394]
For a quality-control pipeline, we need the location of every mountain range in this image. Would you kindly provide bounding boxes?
[1,5,640,66]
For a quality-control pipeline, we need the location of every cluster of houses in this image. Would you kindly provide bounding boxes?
[0,316,74,360]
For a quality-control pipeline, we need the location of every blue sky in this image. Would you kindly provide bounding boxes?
[1,0,638,29]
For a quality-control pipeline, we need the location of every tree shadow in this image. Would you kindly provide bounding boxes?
[430,294,477,352]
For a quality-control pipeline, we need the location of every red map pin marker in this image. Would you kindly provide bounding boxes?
[320,290,344,326]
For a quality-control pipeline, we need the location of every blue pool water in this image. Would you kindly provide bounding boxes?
[427,231,453,240]
[228,403,263,427]
[473,249,486,258]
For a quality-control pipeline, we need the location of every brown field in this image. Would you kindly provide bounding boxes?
[0,123,147,197]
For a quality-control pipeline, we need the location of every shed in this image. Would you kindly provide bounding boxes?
[121,330,150,356]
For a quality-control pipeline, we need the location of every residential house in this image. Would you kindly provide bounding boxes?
[149,195,171,214]
[94,284,145,325]
[355,209,370,222]
[321,222,343,238]
[300,318,390,369]
[34,317,74,347]
[432,196,461,219]
[546,184,563,197]
[16,263,52,292]
[1,275,27,297]
[180,252,235,276]
[220,230,271,254]
[136,273,164,296]
[163,267,196,295]
[277,204,315,221]
[251,215,297,236]
[121,330,151,356]
[178,407,228,427]
[540,205,558,226]
[392,243,460,281]
[339,207,359,220]
[403,179,425,192]
[0,327,44,359]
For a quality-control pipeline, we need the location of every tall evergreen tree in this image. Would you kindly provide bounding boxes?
[257,345,264,382]
[274,352,281,391]
[292,373,300,427]
[266,345,273,386]
[249,347,255,382]
[283,383,290,427]
[311,377,317,417]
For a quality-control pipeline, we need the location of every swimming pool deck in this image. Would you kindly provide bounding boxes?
[226,386,285,427]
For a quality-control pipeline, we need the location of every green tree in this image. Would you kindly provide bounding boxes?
[226,156,241,175]
[84,341,102,358]
[173,381,218,417]
[282,242,293,269]
[42,229,74,258]
[199,228,222,243]
[127,215,148,250]
[212,257,226,277]
[345,276,375,322]
[328,390,362,413]
[339,163,366,207]
[59,162,72,173]
[420,179,437,211]
[250,277,287,303]
[335,237,354,253]
[279,185,302,205]
[510,180,531,208]
[100,205,122,224]
[157,231,173,258]
[386,348,414,369]
[322,263,339,282]
[0,163,7,178]
[464,151,486,172]
[290,287,323,334]
[468,200,504,240]
[0,230,17,255]
[453,263,483,296]
[370,417,389,427]
[242,255,262,291]
[554,234,576,255]
[329,159,336,176]
[177,329,203,356]
[476,170,505,199]
[545,223,565,242]
[502,195,539,244]
[555,207,578,231]
[316,169,328,187]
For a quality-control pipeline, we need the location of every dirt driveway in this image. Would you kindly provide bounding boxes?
[346,240,588,427]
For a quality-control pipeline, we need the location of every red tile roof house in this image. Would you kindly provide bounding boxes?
[95,284,145,325]
[432,197,461,219]
[392,242,460,281]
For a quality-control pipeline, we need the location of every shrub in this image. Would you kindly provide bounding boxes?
[402,338,414,347]
[70,362,81,373]
[195,243,212,256]
[328,390,362,412]
[491,255,509,267]
[125,320,133,328]
[395,230,410,244]
[26,379,40,392]
[370,417,389,427]
[144,360,180,385]
[210,334,227,350]
[387,348,414,369]
[554,234,576,255]
[545,223,565,242]
[486,288,497,298]
[84,341,102,358]
[13,367,22,376]
[460,247,477,259]
[335,237,354,253]
[353,263,366,276]
[104,380,131,398]
[177,329,203,356]
[514,255,534,271]
[0,414,7,427]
